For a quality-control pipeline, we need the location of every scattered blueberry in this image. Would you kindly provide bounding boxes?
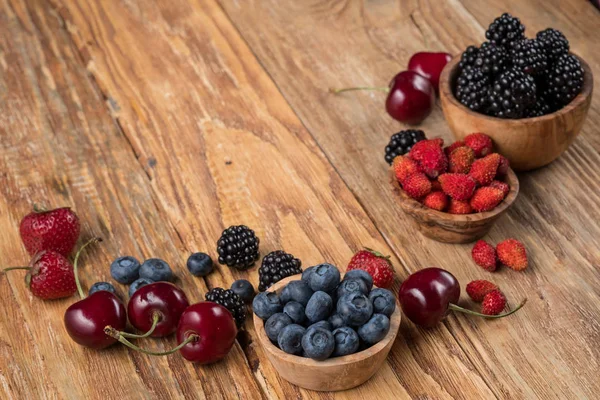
[110,256,141,284]
[265,313,293,342]
[302,326,335,360]
[337,278,368,298]
[332,326,360,357]
[280,280,313,306]
[231,279,255,303]
[369,288,396,317]
[129,277,154,297]
[308,263,340,293]
[343,270,373,291]
[358,314,390,345]
[301,266,315,283]
[283,301,305,324]
[328,314,345,330]
[277,324,306,355]
[308,320,332,331]
[305,291,333,324]
[89,281,116,296]
[186,252,213,277]
[337,292,373,327]
[252,291,283,320]
[140,258,173,282]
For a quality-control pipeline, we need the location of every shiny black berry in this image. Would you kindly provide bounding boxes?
[526,99,552,118]
[205,287,247,328]
[217,225,260,270]
[485,13,525,49]
[487,67,537,119]
[536,28,569,62]
[455,65,491,112]
[384,130,426,164]
[510,39,548,76]
[543,54,584,108]
[458,45,479,69]
[475,42,508,78]
[258,250,302,292]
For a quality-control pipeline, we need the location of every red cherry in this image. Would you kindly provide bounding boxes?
[407,52,453,93]
[128,282,190,337]
[385,71,435,125]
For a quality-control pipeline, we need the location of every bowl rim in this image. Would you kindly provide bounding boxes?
[388,167,520,222]
[253,274,402,367]
[439,52,594,123]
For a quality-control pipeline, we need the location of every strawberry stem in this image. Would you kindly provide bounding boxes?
[119,312,161,339]
[449,299,527,319]
[3,266,30,272]
[364,247,391,260]
[33,204,48,213]
[73,237,102,299]
[104,326,197,356]
[329,86,390,94]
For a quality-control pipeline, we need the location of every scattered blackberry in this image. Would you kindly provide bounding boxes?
[217,225,260,270]
[384,130,426,164]
[455,65,490,112]
[475,42,509,78]
[543,54,584,108]
[536,28,569,62]
[458,45,479,69]
[510,39,548,76]
[487,67,537,119]
[485,13,525,49]
[258,250,302,292]
[205,287,247,328]
[526,99,551,118]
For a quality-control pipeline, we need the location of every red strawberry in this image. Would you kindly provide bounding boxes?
[466,280,499,302]
[481,290,506,315]
[403,173,432,199]
[464,133,493,158]
[496,239,528,271]
[20,207,80,256]
[448,146,475,174]
[489,180,510,197]
[438,173,476,200]
[347,249,394,288]
[471,240,497,271]
[423,191,448,211]
[496,155,510,178]
[409,139,448,178]
[392,156,419,184]
[444,141,465,156]
[409,138,444,161]
[469,154,501,186]
[448,199,472,214]
[470,187,504,212]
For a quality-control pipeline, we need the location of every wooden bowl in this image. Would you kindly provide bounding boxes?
[389,168,519,243]
[253,275,401,392]
[439,54,593,171]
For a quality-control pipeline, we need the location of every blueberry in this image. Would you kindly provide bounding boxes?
[280,280,313,306]
[231,279,255,303]
[328,314,345,330]
[140,258,173,282]
[89,282,116,296]
[369,288,396,317]
[308,263,340,293]
[358,314,390,345]
[308,320,332,331]
[301,266,315,282]
[265,313,293,342]
[336,278,368,298]
[305,291,333,324]
[252,291,283,320]
[343,270,373,291]
[277,324,306,355]
[337,292,373,327]
[186,252,213,277]
[332,326,360,357]
[129,277,154,297]
[110,256,140,284]
[301,326,335,360]
[283,301,305,324]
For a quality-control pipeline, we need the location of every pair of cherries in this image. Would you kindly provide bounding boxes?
[332,52,453,125]
[63,239,237,363]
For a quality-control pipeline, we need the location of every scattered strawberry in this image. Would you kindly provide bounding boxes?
[464,133,493,158]
[496,239,528,271]
[469,154,501,186]
[448,146,475,174]
[489,180,510,197]
[496,155,510,178]
[403,173,432,199]
[347,249,394,288]
[481,290,506,315]
[438,173,477,201]
[470,187,504,212]
[466,280,499,302]
[448,199,472,214]
[471,240,497,271]
[444,141,465,156]
[423,191,448,211]
[392,156,420,184]
[20,206,80,256]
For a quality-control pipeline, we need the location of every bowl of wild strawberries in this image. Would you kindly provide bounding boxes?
[439,13,593,171]
[386,132,519,244]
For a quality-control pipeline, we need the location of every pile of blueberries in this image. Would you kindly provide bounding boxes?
[253,263,395,360]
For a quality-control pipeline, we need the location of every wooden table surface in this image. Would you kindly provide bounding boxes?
[1,0,599,399]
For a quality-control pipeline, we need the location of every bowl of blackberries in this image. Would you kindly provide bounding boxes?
[252,264,401,391]
[439,13,593,171]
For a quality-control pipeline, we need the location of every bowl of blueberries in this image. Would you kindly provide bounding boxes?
[252,264,401,391]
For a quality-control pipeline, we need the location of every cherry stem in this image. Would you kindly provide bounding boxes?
[104,326,198,356]
[73,237,103,299]
[3,267,30,273]
[449,299,527,319]
[329,86,389,94]
[119,313,161,339]
[33,204,48,213]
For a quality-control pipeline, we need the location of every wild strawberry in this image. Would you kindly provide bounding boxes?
[496,239,528,271]
[444,141,465,156]
[448,199,472,214]
[423,191,448,211]
[496,155,510,178]
[448,146,475,174]
[438,173,476,201]
[470,187,504,212]
[466,280,499,302]
[481,290,506,315]
[464,133,493,158]
[347,249,394,288]
[20,206,80,256]
[489,180,510,197]
[403,173,432,199]
[471,240,497,271]
[469,154,501,186]
[392,156,420,184]
[409,139,448,178]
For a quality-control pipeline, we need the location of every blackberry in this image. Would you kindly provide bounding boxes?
[536,28,569,62]
[217,225,260,270]
[455,65,490,112]
[384,130,426,164]
[258,250,302,292]
[205,287,247,328]
[485,13,525,49]
[510,39,548,76]
[474,42,509,78]
[458,45,479,69]
[526,99,551,118]
[487,67,537,119]
[543,54,584,108]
